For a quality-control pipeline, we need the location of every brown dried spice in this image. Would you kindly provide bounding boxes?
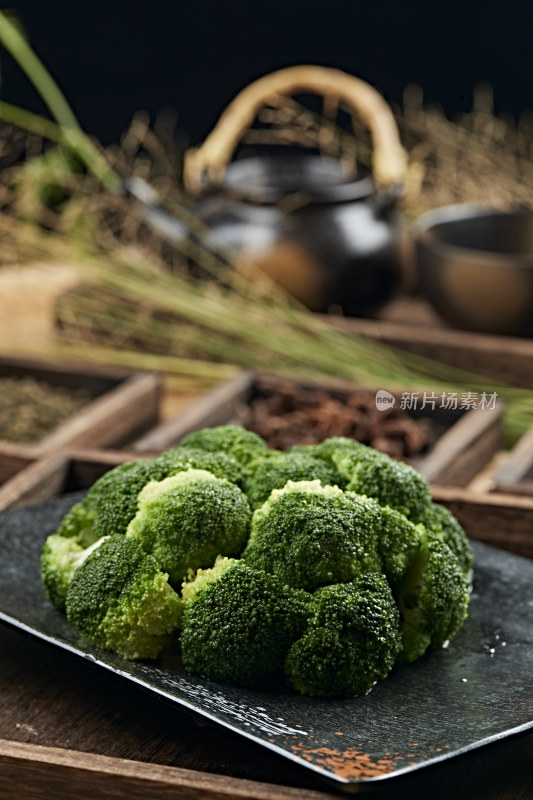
[237,384,435,458]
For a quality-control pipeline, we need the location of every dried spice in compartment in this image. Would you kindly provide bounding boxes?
[0,376,91,443]
[237,385,435,458]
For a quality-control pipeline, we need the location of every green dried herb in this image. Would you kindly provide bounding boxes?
[0,376,91,443]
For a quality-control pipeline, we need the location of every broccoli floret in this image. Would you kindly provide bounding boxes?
[419,502,473,578]
[43,428,473,689]
[395,530,470,663]
[152,446,245,488]
[243,481,382,591]
[40,533,108,609]
[180,557,309,686]
[67,449,246,544]
[333,449,432,521]
[373,503,471,662]
[65,535,182,659]
[179,425,268,470]
[44,461,165,546]
[89,460,164,539]
[244,451,346,509]
[304,436,432,521]
[54,498,98,544]
[310,436,370,463]
[285,572,401,697]
[126,469,251,586]
[376,504,426,590]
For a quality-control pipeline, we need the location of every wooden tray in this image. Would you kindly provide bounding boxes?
[0,449,135,511]
[492,425,533,496]
[132,371,504,488]
[0,355,161,486]
[430,484,533,560]
[0,441,37,491]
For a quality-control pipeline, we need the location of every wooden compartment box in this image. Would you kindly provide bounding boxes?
[132,371,504,488]
[0,355,161,486]
[493,425,533,496]
[0,449,136,512]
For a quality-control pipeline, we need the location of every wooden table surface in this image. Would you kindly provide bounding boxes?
[0,621,531,800]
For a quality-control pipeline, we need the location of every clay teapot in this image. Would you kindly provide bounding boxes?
[138,66,408,316]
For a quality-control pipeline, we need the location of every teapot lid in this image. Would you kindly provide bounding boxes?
[217,154,377,204]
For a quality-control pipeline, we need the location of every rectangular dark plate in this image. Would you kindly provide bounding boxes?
[0,493,532,791]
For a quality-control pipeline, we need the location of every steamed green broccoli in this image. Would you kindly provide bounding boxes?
[308,436,370,463]
[126,469,251,586]
[152,446,245,488]
[301,436,431,520]
[41,450,248,610]
[53,448,246,546]
[285,572,401,697]
[40,534,107,609]
[243,481,382,591]
[375,504,471,662]
[40,425,473,695]
[395,530,470,662]
[332,448,432,521]
[180,557,309,686]
[54,497,98,542]
[92,449,247,539]
[51,460,162,548]
[65,535,182,659]
[179,425,268,470]
[244,450,346,509]
[419,501,473,577]
[376,504,426,590]
[90,460,164,539]
[40,465,146,608]
[41,461,171,603]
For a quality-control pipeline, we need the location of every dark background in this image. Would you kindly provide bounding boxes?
[2,1,532,147]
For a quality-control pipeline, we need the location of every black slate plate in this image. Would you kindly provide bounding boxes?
[0,492,532,792]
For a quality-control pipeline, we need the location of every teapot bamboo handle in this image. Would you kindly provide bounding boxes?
[184,65,407,194]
